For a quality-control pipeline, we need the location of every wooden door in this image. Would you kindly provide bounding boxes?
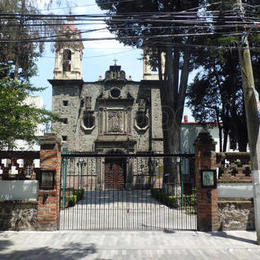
[105,158,125,189]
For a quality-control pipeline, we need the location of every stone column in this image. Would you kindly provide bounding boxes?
[38,133,61,230]
[194,131,218,231]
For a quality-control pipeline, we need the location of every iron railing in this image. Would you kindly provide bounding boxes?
[59,153,196,231]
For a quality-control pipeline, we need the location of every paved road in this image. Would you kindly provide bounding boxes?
[0,231,260,259]
[60,190,196,230]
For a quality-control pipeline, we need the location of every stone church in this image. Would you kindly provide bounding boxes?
[49,21,164,189]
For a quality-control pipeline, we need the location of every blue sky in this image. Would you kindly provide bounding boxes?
[31,0,194,121]
[31,0,143,111]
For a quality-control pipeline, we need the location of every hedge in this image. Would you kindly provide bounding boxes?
[65,195,77,207]
[151,188,196,209]
[73,189,84,201]
[65,189,84,207]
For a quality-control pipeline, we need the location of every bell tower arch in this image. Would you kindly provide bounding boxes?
[54,18,84,80]
[143,47,165,80]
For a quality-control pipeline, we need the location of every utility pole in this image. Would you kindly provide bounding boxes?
[236,0,260,244]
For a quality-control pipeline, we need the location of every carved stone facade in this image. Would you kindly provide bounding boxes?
[49,22,164,189]
[50,64,163,155]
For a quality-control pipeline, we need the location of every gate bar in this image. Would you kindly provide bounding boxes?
[61,153,195,158]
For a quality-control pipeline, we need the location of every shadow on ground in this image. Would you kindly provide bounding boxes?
[210,231,257,245]
[0,240,13,251]
[0,242,97,260]
[76,190,159,205]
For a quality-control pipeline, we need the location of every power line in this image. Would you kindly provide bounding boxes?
[0,2,259,49]
[1,31,255,43]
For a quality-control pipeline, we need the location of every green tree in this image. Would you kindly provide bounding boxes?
[0,75,57,149]
[0,0,62,149]
[0,0,61,80]
[186,0,260,152]
[186,50,251,152]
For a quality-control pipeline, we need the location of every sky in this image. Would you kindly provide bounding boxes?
[31,0,194,121]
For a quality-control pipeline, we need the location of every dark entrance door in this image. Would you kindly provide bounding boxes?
[105,158,126,189]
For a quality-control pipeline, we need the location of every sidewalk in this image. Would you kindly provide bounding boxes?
[0,230,260,259]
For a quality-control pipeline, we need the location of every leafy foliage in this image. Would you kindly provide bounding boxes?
[95,0,212,183]
[0,0,62,81]
[186,0,260,152]
[0,1,64,149]
[0,76,58,150]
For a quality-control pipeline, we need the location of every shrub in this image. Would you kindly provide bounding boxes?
[151,188,197,209]
[151,189,179,208]
[66,195,77,207]
[73,189,84,201]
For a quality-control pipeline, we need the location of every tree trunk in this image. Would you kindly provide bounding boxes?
[161,48,190,196]
[176,50,190,123]
[216,108,223,152]
[223,129,228,152]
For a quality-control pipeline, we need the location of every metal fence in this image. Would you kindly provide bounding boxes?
[59,153,196,231]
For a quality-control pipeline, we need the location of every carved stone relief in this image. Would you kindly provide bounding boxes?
[108,111,123,133]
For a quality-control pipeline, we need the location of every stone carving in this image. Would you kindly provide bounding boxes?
[108,111,123,133]
[105,64,126,81]
[0,202,39,231]
[218,201,255,230]
[138,99,146,112]
[85,96,92,110]
[81,97,95,132]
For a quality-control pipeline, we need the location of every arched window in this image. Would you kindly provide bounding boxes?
[63,49,72,72]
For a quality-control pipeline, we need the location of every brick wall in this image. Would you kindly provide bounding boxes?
[38,134,61,231]
[194,131,219,231]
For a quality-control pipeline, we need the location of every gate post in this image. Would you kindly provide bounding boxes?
[194,131,218,231]
[38,133,61,230]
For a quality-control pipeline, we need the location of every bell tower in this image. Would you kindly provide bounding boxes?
[143,48,165,80]
[54,18,84,80]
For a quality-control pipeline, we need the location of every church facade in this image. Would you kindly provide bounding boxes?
[49,21,164,190]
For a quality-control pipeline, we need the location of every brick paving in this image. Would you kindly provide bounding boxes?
[59,190,197,230]
[0,231,259,259]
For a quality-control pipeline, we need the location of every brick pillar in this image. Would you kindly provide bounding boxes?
[194,131,218,231]
[38,133,61,231]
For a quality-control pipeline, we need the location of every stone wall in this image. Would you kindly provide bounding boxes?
[215,151,254,230]
[218,199,255,230]
[0,201,38,231]
[51,78,163,155]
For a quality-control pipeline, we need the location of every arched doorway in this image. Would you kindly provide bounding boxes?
[105,150,126,190]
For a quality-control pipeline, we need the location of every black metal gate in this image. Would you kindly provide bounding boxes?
[59,153,197,231]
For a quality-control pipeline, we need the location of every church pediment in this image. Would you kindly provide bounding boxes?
[104,63,126,82]
[97,90,134,105]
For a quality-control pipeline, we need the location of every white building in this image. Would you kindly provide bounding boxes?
[15,96,44,151]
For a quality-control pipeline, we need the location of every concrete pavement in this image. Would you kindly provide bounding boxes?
[60,190,196,230]
[0,230,260,259]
